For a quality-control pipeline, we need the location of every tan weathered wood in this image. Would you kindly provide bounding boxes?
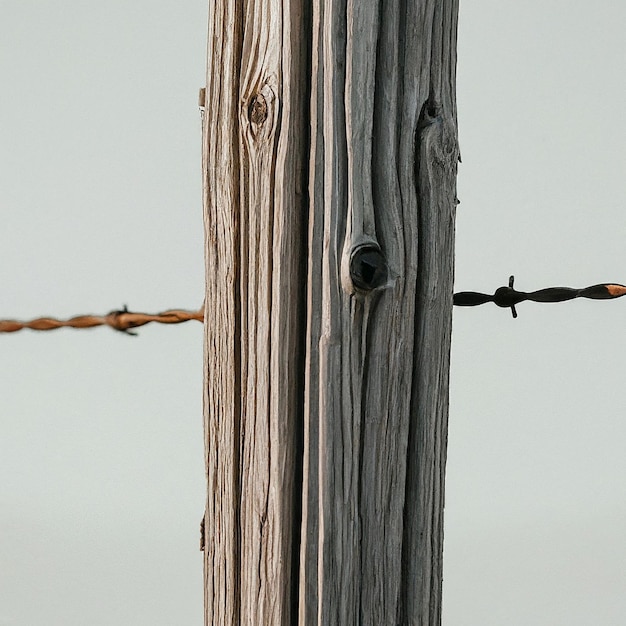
[202,0,458,623]
[202,0,308,623]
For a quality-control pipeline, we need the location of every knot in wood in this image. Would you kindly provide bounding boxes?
[349,245,388,291]
[418,101,459,167]
[249,93,268,125]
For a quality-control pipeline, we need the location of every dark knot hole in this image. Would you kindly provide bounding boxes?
[350,246,388,291]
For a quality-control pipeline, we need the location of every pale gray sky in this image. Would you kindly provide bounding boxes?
[2,1,625,625]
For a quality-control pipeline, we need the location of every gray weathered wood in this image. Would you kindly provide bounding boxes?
[299,1,459,624]
[202,0,458,623]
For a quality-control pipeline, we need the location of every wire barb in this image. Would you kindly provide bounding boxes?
[454,276,626,318]
[0,305,204,335]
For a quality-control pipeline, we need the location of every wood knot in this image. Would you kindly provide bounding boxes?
[349,245,388,291]
[249,93,268,125]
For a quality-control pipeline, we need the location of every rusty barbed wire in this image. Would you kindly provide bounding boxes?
[0,305,204,335]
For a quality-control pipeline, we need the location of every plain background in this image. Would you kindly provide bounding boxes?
[2,1,625,624]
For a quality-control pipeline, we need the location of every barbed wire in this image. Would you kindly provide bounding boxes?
[0,305,204,336]
[454,276,626,318]
[5,276,625,335]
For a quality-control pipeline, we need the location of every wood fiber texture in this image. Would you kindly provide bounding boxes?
[202,0,458,623]
[299,0,459,624]
[202,0,308,623]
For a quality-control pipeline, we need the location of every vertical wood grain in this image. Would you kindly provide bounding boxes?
[299,0,459,624]
[202,0,308,623]
[203,0,242,623]
[203,0,458,623]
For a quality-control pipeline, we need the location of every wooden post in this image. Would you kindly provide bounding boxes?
[201,1,309,623]
[202,0,459,624]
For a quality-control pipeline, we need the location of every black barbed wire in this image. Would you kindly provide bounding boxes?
[454,276,626,318]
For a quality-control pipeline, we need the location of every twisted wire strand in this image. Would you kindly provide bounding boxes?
[454,276,626,318]
[0,305,204,335]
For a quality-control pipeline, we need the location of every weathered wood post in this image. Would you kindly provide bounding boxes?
[202,0,459,623]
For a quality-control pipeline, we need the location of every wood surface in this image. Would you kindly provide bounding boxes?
[202,0,308,623]
[202,0,458,623]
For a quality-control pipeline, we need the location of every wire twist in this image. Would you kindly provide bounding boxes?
[4,276,625,333]
[0,305,204,335]
[454,276,626,318]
